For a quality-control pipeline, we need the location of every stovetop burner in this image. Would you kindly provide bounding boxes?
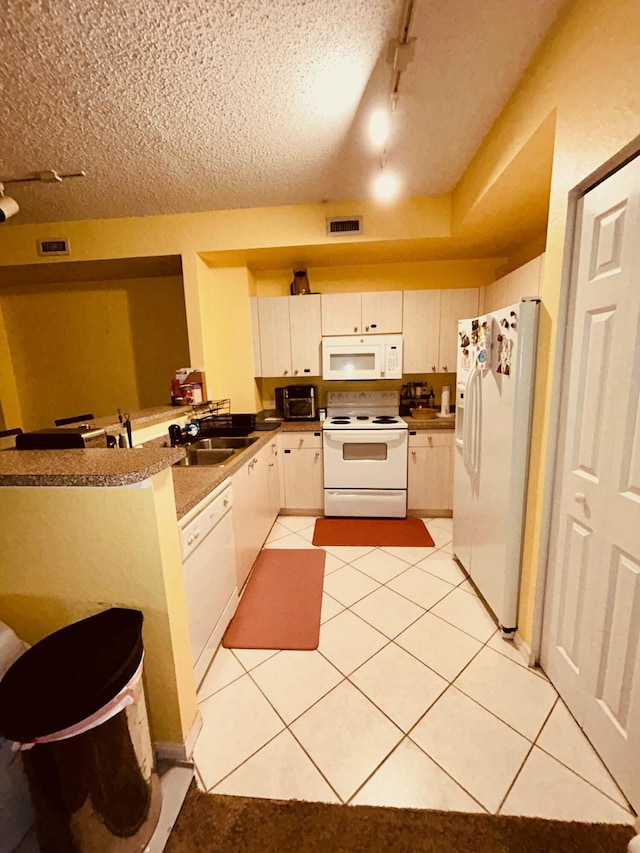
[372,416,399,424]
[330,418,350,424]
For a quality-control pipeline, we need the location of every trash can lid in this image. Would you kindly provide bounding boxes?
[0,608,144,743]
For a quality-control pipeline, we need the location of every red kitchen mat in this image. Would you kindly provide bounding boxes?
[222,549,325,651]
[312,517,435,547]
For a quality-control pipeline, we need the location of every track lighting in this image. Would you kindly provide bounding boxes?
[372,169,400,202]
[0,184,19,222]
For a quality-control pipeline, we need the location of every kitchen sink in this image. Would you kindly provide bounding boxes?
[173,435,258,467]
[189,436,258,450]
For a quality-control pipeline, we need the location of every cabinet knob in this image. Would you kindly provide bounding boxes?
[223,498,229,507]
[428,436,433,446]
[365,325,370,332]
[253,457,258,464]
[294,369,299,375]
[354,326,358,333]
[315,451,320,457]
[411,450,416,457]
[442,364,448,372]
[574,492,586,504]
[283,369,288,375]
[269,462,274,467]
[432,365,436,371]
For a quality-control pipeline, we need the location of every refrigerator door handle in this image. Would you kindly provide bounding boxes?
[466,368,481,482]
[462,369,476,476]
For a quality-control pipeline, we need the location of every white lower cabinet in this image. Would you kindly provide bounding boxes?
[279,431,324,511]
[231,440,280,589]
[407,431,453,515]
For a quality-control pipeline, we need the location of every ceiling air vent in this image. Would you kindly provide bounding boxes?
[326,216,363,237]
[36,238,70,257]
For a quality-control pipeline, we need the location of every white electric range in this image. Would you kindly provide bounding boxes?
[322,391,408,518]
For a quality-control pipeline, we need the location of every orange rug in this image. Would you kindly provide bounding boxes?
[222,549,325,650]
[312,517,435,547]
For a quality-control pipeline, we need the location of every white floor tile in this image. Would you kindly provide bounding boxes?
[536,701,629,808]
[320,544,377,563]
[212,730,339,803]
[415,554,467,586]
[350,643,447,731]
[486,632,539,672]
[351,586,424,639]
[387,566,455,610]
[500,746,635,824]
[263,531,315,549]
[320,592,344,624]
[194,674,285,790]
[454,646,557,740]
[351,738,484,812]
[323,552,347,575]
[427,517,453,534]
[231,647,279,671]
[265,520,292,543]
[350,549,411,583]
[197,646,245,701]
[322,565,380,607]
[437,541,453,555]
[290,680,403,801]
[278,515,317,533]
[428,526,453,548]
[395,612,482,682]
[410,686,531,813]
[377,545,437,566]
[251,650,343,724]
[318,610,388,675]
[430,586,497,642]
[458,579,475,592]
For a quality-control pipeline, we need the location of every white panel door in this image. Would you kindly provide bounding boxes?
[361,291,403,334]
[257,297,292,377]
[439,288,479,371]
[541,156,640,810]
[321,292,362,335]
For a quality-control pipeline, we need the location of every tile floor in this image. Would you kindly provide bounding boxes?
[193,515,636,824]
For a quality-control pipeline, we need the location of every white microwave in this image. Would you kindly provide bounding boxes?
[322,335,403,380]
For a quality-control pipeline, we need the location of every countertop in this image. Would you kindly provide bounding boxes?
[0,413,455,519]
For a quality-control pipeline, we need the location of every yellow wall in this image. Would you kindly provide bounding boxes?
[455,0,640,644]
[254,258,502,297]
[0,301,21,431]
[0,469,198,745]
[0,275,189,430]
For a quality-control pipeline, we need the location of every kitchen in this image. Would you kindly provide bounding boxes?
[1,0,640,845]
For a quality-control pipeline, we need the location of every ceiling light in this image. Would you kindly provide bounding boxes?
[369,109,391,149]
[0,184,19,222]
[372,169,400,202]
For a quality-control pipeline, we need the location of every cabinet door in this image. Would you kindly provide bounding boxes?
[280,433,324,510]
[321,293,362,335]
[361,291,403,334]
[289,294,321,376]
[266,439,282,520]
[402,290,441,373]
[258,297,292,377]
[407,432,453,513]
[249,296,262,377]
[439,289,479,372]
[231,446,271,588]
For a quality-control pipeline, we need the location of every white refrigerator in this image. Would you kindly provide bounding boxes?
[452,298,540,634]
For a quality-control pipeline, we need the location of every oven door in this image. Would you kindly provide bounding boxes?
[323,429,408,489]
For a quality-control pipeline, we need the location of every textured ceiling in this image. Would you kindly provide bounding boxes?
[0,0,567,225]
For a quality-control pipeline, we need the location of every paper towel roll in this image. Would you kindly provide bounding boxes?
[441,384,450,416]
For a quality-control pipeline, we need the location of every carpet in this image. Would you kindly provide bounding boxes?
[222,549,325,650]
[313,517,435,547]
[166,786,635,853]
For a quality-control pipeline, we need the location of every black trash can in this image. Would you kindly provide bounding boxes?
[0,608,162,852]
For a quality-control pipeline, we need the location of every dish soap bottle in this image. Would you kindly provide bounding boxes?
[427,387,435,409]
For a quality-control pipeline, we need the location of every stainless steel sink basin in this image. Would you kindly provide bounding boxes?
[190,436,258,450]
[174,435,258,467]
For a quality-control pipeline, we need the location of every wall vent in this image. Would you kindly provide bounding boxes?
[36,238,70,257]
[326,216,363,237]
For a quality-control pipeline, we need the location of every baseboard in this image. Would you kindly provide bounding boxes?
[513,632,536,667]
[155,711,203,763]
[407,510,453,518]
[278,509,324,516]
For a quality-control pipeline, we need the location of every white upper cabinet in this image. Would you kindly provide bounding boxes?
[289,294,322,377]
[321,291,403,335]
[255,295,321,377]
[402,288,478,373]
[402,290,441,373]
[439,288,479,372]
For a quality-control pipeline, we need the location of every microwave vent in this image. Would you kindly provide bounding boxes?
[36,238,70,257]
[326,216,363,237]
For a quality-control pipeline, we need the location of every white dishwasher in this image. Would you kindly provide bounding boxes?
[179,478,238,687]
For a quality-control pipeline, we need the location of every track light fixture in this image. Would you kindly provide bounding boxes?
[0,184,19,222]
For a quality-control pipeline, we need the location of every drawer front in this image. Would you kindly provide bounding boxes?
[279,431,323,450]
[408,431,453,449]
